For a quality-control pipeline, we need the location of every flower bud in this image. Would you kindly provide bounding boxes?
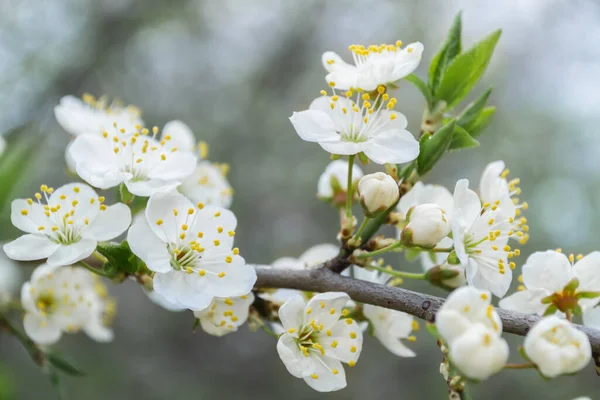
[401,204,450,247]
[358,172,399,217]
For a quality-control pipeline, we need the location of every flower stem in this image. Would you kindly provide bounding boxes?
[92,250,108,263]
[355,242,402,259]
[504,362,536,370]
[352,217,370,242]
[566,310,573,322]
[345,155,355,221]
[79,261,112,278]
[366,264,426,280]
[431,247,453,253]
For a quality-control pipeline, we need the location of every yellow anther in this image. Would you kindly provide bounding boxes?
[214,211,221,217]
[306,307,312,315]
[156,219,163,226]
[411,320,420,331]
[576,254,584,261]
[233,248,239,255]
[350,332,357,339]
[326,329,332,336]
[198,270,206,276]
[213,240,220,246]
[569,254,575,263]
[341,309,349,317]
[408,335,417,342]
[345,318,353,325]
[197,232,204,238]
[288,328,295,334]
[349,361,356,367]
[509,262,516,270]
[328,81,336,87]
[311,373,318,380]
[225,256,232,263]
[20,209,28,216]
[218,272,226,278]
[196,202,205,209]
[320,90,327,96]
[350,345,357,353]
[331,340,338,348]
[488,218,494,226]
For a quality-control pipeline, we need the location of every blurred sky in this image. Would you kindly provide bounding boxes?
[1,0,600,399]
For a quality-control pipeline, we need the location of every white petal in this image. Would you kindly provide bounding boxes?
[162,120,196,152]
[583,307,600,329]
[299,244,339,268]
[277,334,315,378]
[278,295,306,332]
[124,179,181,197]
[153,270,215,311]
[479,160,508,203]
[144,287,186,311]
[449,325,508,380]
[289,110,338,143]
[498,289,549,315]
[148,151,197,182]
[127,224,172,273]
[573,251,600,291]
[23,313,62,345]
[320,318,362,364]
[303,355,346,392]
[452,179,482,229]
[466,258,512,298]
[362,129,419,165]
[304,292,350,329]
[325,70,360,91]
[3,235,60,261]
[321,51,353,73]
[145,190,194,242]
[190,205,237,250]
[197,254,256,298]
[522,251,572,292]
[84,317,114,342]
[82,203,131,241]
[47,240,97,266]
[319,138,366,156]
[11,201,50,234]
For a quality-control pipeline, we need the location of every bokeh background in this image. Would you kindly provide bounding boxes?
[1,0,599,398]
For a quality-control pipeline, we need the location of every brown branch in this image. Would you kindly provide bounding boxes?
[254,266,600,353]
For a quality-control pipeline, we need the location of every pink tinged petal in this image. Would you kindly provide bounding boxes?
[127,224,172,273]
[466,258,512,298]
[522,251,572,292]
[148,151,196,181]
[304,292,351,328]
[3,235,60,261]
[47,240,97,266]
[162,120,196,152]
[498,289,549,315]
[362,129,419,165]
[23,313,62,345]
[303,355,346,392]
[573,251,600,291]
[278,295,306,332]
[153,270,214,311]
[82,203,131,241]
[289,110,338,143]
[320,319,362,364]
[277,334,315,378]
[11,200,50,234]
[124,179,181,197]
[145,190,194,242]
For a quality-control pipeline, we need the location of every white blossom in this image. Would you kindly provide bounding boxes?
[290,90,419,165]
[499,250,600,316]
[358,172,399,216]
[277,292,362,392]
[259,244,339,305]
[524,316,591,378]
[21,264,115,345]
[436,286,508,380]
[0,249,21,305]
[317,160,363,203]
[451,179,517,297]
[54,94,143,137]
[179,161,233,208]
[68,126,196,197]
[193,292,254,336]
[448,323,509,381]
[161,120,197,152]
[4,183,131,267]
[420,238,465,288]
[127,190,255,311]
[402,204,451,247]
[322,41,424,91]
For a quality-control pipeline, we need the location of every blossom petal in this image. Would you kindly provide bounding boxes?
[145,190,194,242]
[11,200,50,234]
[153,270,215,311]
[452,179,481,229]
[319,138,366,156]
[583,307,600,330]
[190,205,237,251]
[47,240,97,266]
[320,318,362,364]
[289,110,338,143]
[321,51,353,73]
[573,251,600,291]
[362,129,419,165]
[23,313,62,345]
[84,317,114,342]
[124,179,181,197]
[498,289,549,315]
[162,120,196,152]
[522,251,572,292]
[299,244,339,268]
[198,253,256,298]
[83,203,131,241]
[449,325,509,380]
[277,333,315,378]
[466,258,512,298]
[148,151,196,182]
[304,292,350,329]
[325,70,360,91]
[3,235,60,261]
[303,355,346,392]
[278,295,306,333]
[127,223,172,273]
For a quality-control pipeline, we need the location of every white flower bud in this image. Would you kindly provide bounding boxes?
[401,204,451,247]
[358,172,399,217]
[524,316,591,378]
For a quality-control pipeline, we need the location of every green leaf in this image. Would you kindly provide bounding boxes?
[46,352,86,377]
[357,151,369,165]
[576,291,600,300]
[543,304,558,316]
[429,11,462,95]
[457,87,492,128]
[425,322,440,338]
[404,74,434,109]
[463,106,496,137]
[118,183,135,205]
[96,242,142,275]
[436,29,501,109]
[417,120,456,176]
[449,125,480,150]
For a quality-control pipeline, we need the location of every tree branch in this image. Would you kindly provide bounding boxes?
[254,266,600,352]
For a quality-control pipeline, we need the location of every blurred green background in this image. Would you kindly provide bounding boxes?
[1,0,599,398]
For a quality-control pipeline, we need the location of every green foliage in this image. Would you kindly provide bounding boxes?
[118,183,135,205]
[457,87,492,128]
[46,352,86,377]
[450,125,480,150]
[435,29,501,109]
[404,74,433,110]
[429,11,462,96]
[417,120,456,176]
[463,106,496,137]
[96,241,143,275]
